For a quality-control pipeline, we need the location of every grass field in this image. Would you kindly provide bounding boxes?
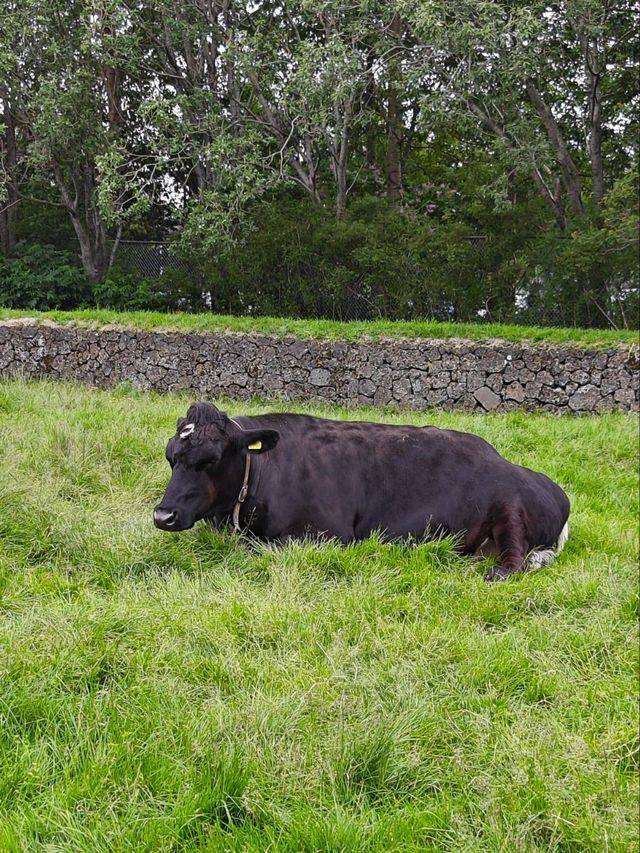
[0,379,637,851]
[1,308,637,350]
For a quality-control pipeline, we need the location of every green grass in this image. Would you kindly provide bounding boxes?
[0,378,638,851]
[1,307,637,349]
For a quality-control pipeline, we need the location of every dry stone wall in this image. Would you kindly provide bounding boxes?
[0,318,637,413]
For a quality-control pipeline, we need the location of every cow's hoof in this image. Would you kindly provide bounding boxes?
[485,565,513,582]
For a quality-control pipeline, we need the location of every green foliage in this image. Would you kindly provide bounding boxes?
[194,196,463,319]
[213,196,433,319]
[0,243,91,310]
[96,145,152,230]
[94,267,208,313]
[15,186,78,251]
[0,378,637,849]
[1,0,637,326]
[191,193,631,325]
[515,173,640,328]
[93,270,165,312]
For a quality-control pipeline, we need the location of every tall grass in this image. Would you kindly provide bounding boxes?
[0,379,637,851]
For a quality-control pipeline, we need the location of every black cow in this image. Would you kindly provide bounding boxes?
[154,402,570,581]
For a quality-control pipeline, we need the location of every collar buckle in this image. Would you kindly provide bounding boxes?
[232,449,252,533]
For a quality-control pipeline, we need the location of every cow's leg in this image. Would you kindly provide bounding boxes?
[485,507,529,582]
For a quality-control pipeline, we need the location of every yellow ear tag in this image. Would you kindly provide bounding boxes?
[248,440,262,451]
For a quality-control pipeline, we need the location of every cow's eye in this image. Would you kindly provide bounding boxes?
[194,457,216,472]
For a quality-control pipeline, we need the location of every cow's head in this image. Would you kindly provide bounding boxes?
[153,402,279,532]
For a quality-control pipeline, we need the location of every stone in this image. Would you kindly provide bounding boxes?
[440,353,461,371]
[373,388,393,406]
[600,377,619,396]
[524,381,542,400]
[486,373,503,393]
[358,378,376,397]
[504,365,534,384]
[504,382,525,403]
[357,363,375,379]
[431,371,450,389]
[426,388,448,406]
[343,379,359,398]
[539,385,569,406]
[594,395,615,412]
[568,384,600,412]
[571,369,590,386]
[523,350,544,371]
[465,371,485,392]
[447,383,465,401]
[309,368,331,387]
[392,377,412,400]
[289,340,309,359]
[474,386,501,411]
[477,351,506,372]
[613,387,636,408]
[554,371,573,388]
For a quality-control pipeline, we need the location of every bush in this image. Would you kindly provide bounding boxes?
[203,196,534,322]
[206,197,436,320]
[3,185,637,327]
[94,267,208,313]
[0,243,91,310]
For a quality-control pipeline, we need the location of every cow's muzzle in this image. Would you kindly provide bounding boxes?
[153,507,179,531]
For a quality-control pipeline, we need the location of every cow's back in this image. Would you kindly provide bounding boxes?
[239,414,568,545]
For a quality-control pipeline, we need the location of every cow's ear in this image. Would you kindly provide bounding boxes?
[239,429,279,454]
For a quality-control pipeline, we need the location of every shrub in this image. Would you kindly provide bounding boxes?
[0,243,91,310]
[94,267,208,313]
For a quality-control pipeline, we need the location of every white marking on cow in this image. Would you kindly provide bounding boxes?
[180,422,195,438]
[526,548,556,569]
[557,521,569,552]
[525,521,569,571]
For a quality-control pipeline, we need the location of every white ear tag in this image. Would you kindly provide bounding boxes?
[180,422,195,439]
[248,440,262,451]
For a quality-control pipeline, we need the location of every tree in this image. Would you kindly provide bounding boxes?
[405,0,637,226]
[403,0,638,324]
[0,0,150,281]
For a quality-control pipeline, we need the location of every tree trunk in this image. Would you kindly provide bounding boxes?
[103,63,121,132]
[53,162,117,283]
[588,82,604,207]
[0,101,18,256]
[365,117,383,189]
[583,36,605,208]
[73,218,108,283]
[334,128,349,221]
[385,13,403,205]
[332,98,352,220]
[385,83,403,204]
[525,81,584,217]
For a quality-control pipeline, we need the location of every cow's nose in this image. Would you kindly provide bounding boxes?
[154,507,178,530]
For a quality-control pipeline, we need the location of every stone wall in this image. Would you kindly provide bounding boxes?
[0,318,637,413]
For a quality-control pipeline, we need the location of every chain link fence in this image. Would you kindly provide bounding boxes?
[114,239,636,328]
[116,241,193,280]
